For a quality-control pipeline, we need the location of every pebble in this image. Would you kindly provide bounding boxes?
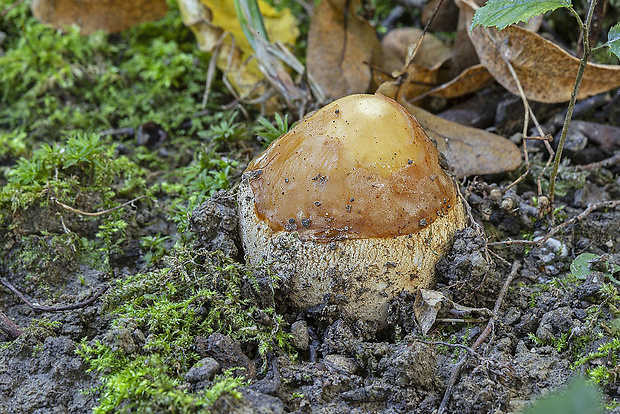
[323,354,358,375]
[290,320,309,351]
[185,357,220,383]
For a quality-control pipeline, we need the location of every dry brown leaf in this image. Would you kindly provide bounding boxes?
[424,64,494,100]
[307,0,380,100]
[373,65,438,106]
[449,0,484,78]
[422,0,459,32]
[392,96,522,178]
[31,0,168,35]
[458,0,620,103]
[374,29,453,104]
[381,28,452,70]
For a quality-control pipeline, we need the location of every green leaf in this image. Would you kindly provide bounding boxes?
[569,252,620,280]
[608,23,620,59]
[522,377,603,414]
[471,0,571,31]
[569,252,599,280]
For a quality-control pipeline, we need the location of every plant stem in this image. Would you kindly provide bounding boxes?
[548,0,597,205]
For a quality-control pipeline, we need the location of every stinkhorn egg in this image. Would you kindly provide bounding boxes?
[238,94,467,326]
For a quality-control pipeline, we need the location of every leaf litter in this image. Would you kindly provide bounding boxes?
[2,0,620,412]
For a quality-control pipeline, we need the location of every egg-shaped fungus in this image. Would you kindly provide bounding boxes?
[238,94,467,326]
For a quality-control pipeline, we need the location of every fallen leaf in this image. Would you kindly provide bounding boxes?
[459,0,620,103]
[374,29,453,104]
[418,64,494,100]
[307,0,380,99]
[381,28,452,70]
[422,0,459,32]
[414,289,444,336]
[31,0,168,35]
[178,0,299,100]
[435,90,499,128]
[414,289,493,335]
[396,96,522,178]
[449,0,486,78]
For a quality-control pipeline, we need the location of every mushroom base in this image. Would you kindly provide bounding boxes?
[238,180,467,327]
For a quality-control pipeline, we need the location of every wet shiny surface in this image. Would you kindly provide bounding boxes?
[246,94,458,240]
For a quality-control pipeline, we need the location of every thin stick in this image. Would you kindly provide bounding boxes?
[549,0,597,204]
[0,0,25,17]
[577,152,620,171]
[202,32,235,109]
[489,200,620,247]
[435,318,488,324]
[403,0,445,70]
[437,261,521,414]
[0,310,23,340]
[51,195,153,217]
[0,278,108,312]
[481,26,554,197]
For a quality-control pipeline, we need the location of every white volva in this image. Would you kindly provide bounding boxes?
[238,94,467,326]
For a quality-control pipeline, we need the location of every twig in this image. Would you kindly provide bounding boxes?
[488,247,511,267]
[202,32,235,109]
[437,261,521,414]
[0,0,25,17]
[476,261,520,346]
[0,278,108,312]
[0,310,23,340]
[457,183,491,264]
[549,0,598,205]
[404,0,445,69]
[577,151,620,171]
[51,195,154,217]
[489,200,620,247]
[480,26,554,198]
[435,318,488,324]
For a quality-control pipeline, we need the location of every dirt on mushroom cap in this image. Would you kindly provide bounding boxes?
[245,94,459,240]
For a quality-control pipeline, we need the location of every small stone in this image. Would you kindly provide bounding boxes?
[197,333,256,378]
[489,188,502,202]
[212,389,284,414]
[323,354,358,375]
[290,320,309,351]
[185,357,220,383]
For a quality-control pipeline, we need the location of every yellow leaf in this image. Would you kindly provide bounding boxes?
[207,0,299,59]
[179,0,299,100]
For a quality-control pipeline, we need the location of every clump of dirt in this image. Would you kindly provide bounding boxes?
[0,324,98,412]
[2,175,619,413]
[189,190,241,259]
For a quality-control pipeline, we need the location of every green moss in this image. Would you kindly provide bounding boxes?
[0,0,214,139]
[78,247,292,412]
[0,132,145,212]
[77,345,247,414]
[0,2,292,411]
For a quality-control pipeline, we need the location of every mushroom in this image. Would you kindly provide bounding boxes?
[238,94,467,326]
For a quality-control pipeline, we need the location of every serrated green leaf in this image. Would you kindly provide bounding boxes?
[471,0,572,31]
[608,23,620,59]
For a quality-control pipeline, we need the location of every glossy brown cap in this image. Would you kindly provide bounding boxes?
[244,93,459,240]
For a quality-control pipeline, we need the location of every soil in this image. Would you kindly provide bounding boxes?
[1,10,620,412]
[1,140,619,413]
